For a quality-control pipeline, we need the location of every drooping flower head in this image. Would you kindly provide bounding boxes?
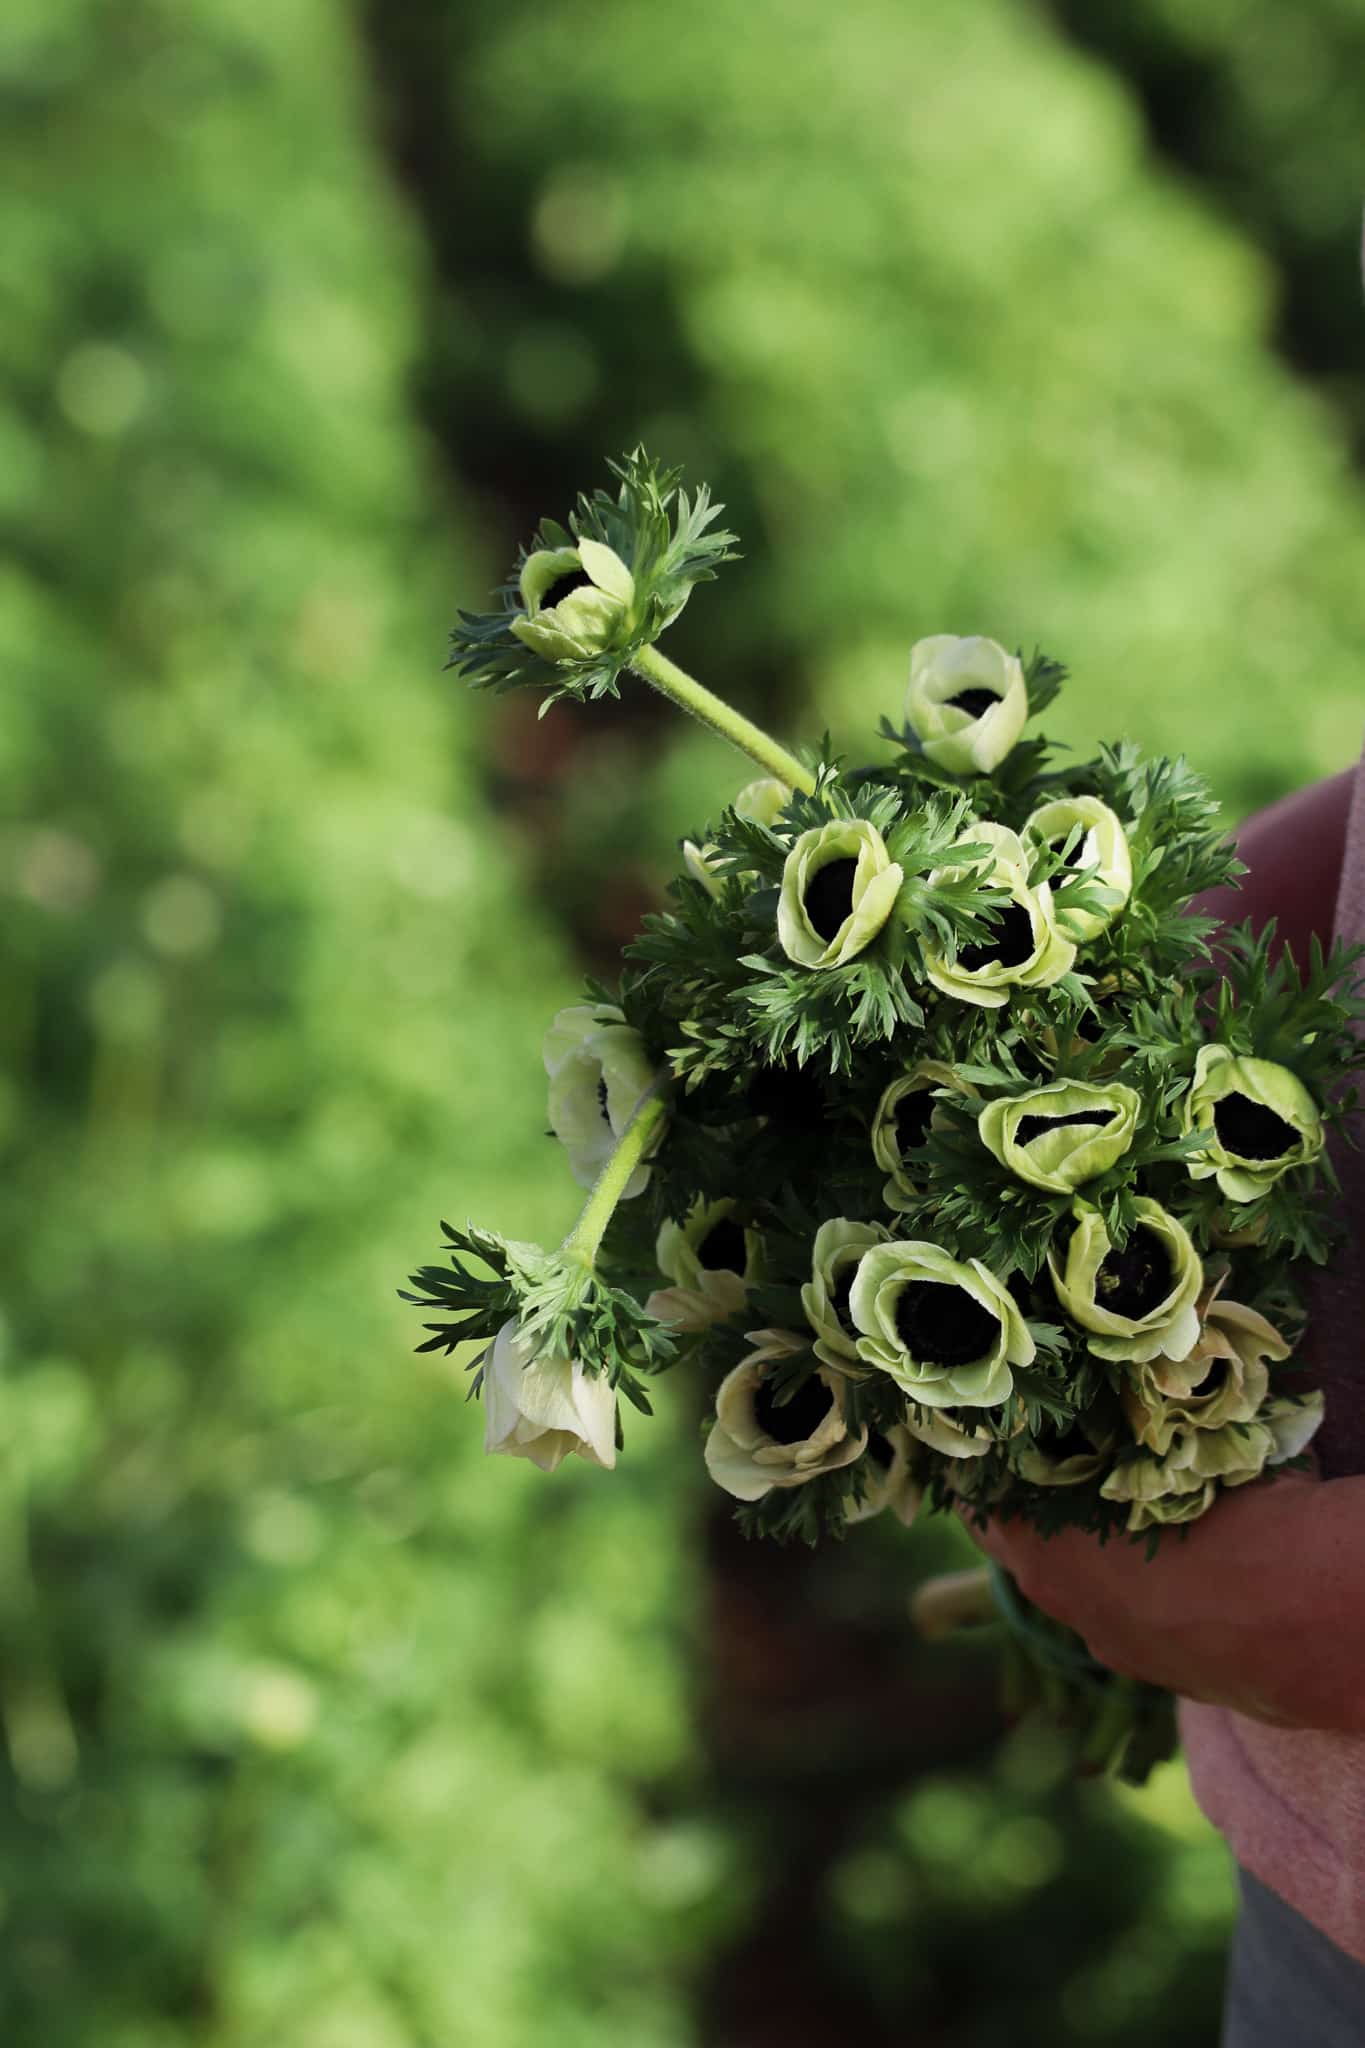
[703,1332,867,1501]
[905,635,1028,775]
[848,1240,1034,1409]
[1049,1198,1203,1365]
[1182,1046,1323,1202]
[543,1003,664,1196]
[978,1077,1141,1195]
[777,817,905,970]
[483,1317,617,1472]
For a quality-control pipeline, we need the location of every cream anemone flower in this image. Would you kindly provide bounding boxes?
[1101,1392,1323,1533]
[703,1332,867,1502]
[922,823,1076,1010]
[1049,1198,1202,1365]
[800,1217,890,1373]
[1025,795,1132,939]
[978,1077,1141,1195]
[1182,1046,1324,1203]
[510,537,635,663]
[905,635,1027,775]
[872,1060,976,1210]
[543,1003,664,1197]
[482,1318,617,1472]
[681,775,792,894]
[849,1240,1033,1409]
[1010,1412,1115,1488]
[1121,1282,1291,1456]
[845,1424,922,1527]
[777,818,905,970]
[646,1199,762,1333]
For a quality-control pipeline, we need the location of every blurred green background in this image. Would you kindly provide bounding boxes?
[3,0,1362,2042]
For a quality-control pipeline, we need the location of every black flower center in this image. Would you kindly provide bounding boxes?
[830,1266,857,1335]
[893,1089,935,1157]
[596,1075,611,1123]
[1196,1357,1232,1398]
[542,566,594,605]
[1014,1110,1108,1146]
[1035,1414,1092,1461]
[1095,1226,1172,1319]
[1212,1092,1299,1163]
[866,1432,896,1471]
[957,902,1036,973]
[946,688,998,719]
[895,1281,1001,1368]
[698,1217,748,1274]
[753,1373,833,1446]
[746,1058,824,1126]
[803,858,859,943]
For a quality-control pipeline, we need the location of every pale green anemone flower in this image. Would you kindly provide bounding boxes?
[703,1332,867,1502]
[848,1240,1033,1409]
[483,1317,617,1472]
[1010,1412,1114,1488]
[1049,1198,1202,1365]
[777,818,905,970]
[901,1404,997,1459]
[922,823,1076,1009]
[510,537,636,663]
[872,1059,976,1209]
[1101,1391,1323,1533]
[905,635,1028,775]
[543,1003,663,1197]
[800,1217,890,1372]
[646,1198,762,1333]
[845,1424,922,1527]
[1121,1281,1290,1456]
[680,775,793,895]
[1025,795,1132,939]
[1182,1045,1323,1202]
[978,1077,1141,1195]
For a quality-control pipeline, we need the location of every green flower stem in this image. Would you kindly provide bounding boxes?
[629,643,817,795]
[561,1089,669,1268]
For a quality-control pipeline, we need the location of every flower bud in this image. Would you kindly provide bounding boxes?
[646,1198,762,1332]
[1182,1046,1323,1202]
[543,1004,663,1196]
[905,635,1028,775]
[848,1240,1034,1409]
[1048,1198,1202,1365]
[872,1060,974,1209]
[511,538,635,663]
[703,1332,867,1501]
[978,1078,1141,1194]
[483,1317,617,1472]
[801,1217,889,1371]
[922,823,1076,1009]
[1025,796,1132,939]
[777,818,905,970]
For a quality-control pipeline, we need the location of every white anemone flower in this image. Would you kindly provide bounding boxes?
[905,635,1028,774]
[922,823,1076,1010]
[646,1199,762,1332]
[543,1003,663,1197]
[703,1332,867,1502]
[482,1318,617,1472]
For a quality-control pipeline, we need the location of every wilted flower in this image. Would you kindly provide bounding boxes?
[543,1003,664,1196]
[905,635,1027,775]
[1025,795,1132,939]
[703,1332,867,1502]
[510,538,635,663]
[646,1198,761,1332]
[922,823,1076,1009]
[849,1240,1034,1409]
[872,1060,975,1209]
[845,1424,922,1526]
[978,1077,1141,1195]
[1182,1046,1323,1202]
[1101,1392,1323,1532]
[1121,1283,1290,1456]
[483,1317,617,1472]
[1049,1198,1202,1365]
[777,818,905,970]
[801,1217,889,1371]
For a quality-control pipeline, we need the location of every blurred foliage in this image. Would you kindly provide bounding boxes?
[2,0,1362,2042]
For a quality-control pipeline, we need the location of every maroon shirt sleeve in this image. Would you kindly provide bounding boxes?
[1196,769,1355,967]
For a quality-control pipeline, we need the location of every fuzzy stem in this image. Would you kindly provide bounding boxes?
[629,643,817,795]
[561,1089,669,1268]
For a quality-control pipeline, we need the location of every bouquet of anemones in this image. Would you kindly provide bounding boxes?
[403,452,1365,1780]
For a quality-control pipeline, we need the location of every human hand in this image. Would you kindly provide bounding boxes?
[963,1472,1365,1733]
